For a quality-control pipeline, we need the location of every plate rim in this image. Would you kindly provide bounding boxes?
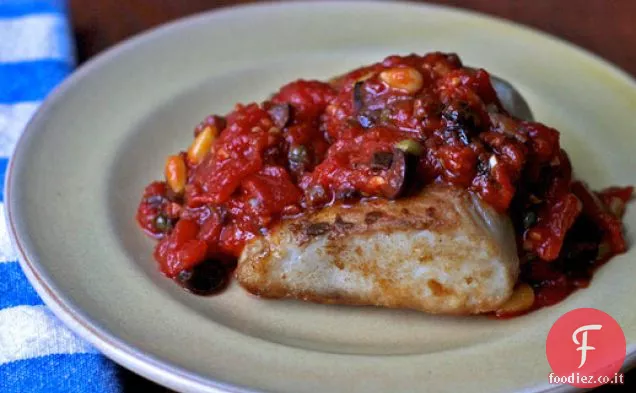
[6,1,636,392]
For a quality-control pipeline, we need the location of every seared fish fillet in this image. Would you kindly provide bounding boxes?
[236,185,519,314]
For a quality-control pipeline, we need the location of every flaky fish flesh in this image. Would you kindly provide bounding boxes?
[236,185,519,314]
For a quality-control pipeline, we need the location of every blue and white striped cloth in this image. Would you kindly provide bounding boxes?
[0,1,121,392]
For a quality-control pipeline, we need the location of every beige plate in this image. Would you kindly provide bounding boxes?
[6,1,636,392]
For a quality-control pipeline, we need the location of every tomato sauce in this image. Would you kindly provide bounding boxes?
[137,52,631,307]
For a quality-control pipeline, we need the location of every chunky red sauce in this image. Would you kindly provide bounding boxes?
[137,52,632,310]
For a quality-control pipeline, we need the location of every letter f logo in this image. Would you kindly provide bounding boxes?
[546,309,625,388]
[572,324,602,368]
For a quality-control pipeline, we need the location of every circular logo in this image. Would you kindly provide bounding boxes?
[546,308,626,388]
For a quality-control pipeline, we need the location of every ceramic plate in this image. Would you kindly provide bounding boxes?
[7,1,636,392]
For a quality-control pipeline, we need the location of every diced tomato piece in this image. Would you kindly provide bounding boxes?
[473,69,502,108]
[242,166,302,215]
[522,122,560,165]
[197,208,224,253]
[143,181,168,197]
[193,155,262,204]
[218,223,255,258]
[136,181,170,236]
[154,219,208,277]
[271,80,336,121]
[224,103,271,132]
[437,145,478,187]
[525,193,582,261]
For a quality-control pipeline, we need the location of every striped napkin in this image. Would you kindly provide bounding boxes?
[0,1,121,392]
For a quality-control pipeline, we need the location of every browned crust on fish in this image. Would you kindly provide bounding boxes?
[236,185,518,314]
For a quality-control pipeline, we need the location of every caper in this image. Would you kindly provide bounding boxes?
[394,139,423,156]
[379,108,392,123]
[523,211,537,229]
[154,214,173,233]
[288,144,309,164]
[177,269,193,282]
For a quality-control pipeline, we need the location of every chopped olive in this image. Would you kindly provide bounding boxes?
[523,211,537,229]
[442,101,480,139]
[379,149,411,199]
[358,113,375,128]
[477,159,489,175]
[445,53,463,67]
[442,102,475,124]
[353,81,365,112]
[358,109,384,129]
[154,214,173,233]
[371,151,394,170]
[177,260,229,295]
[456,129,470,145]
[395,139,423,156]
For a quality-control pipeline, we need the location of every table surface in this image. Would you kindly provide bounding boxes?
[67,1,636,392]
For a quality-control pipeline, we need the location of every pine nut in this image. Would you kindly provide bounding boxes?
[187,126,216,165]
[165,155,187,193]
[379,67,424,93]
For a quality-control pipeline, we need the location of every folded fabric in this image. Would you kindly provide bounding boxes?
[0,1,121,392]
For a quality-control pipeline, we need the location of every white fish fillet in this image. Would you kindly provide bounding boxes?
[236,185,519,314]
